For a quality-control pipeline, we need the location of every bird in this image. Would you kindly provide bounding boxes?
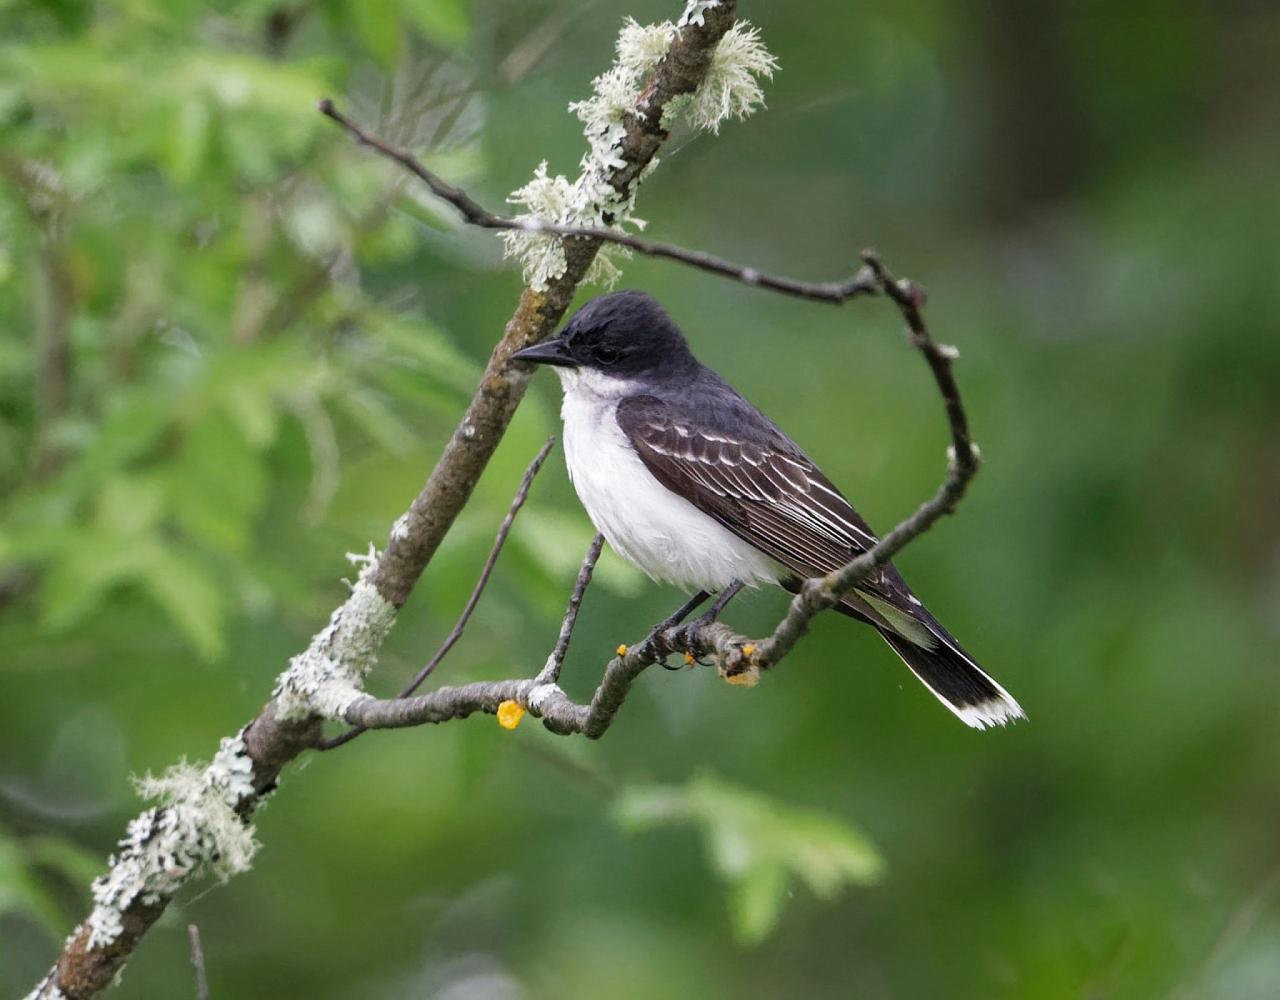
[512,290,1024,729]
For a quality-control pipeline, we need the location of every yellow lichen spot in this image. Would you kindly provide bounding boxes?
[683,651,696,666]
[741,643,756,657]
[725,670,760,687]
[497,700,526,730]
[616,644,628,656]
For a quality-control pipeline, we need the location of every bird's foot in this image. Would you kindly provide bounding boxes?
[640,590,711,665]
[671,580,746,656]
[651,641,707,670]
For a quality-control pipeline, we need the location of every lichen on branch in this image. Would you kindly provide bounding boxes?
[502,1,776,291]
[272,546,397,721]
[85,735,257,950]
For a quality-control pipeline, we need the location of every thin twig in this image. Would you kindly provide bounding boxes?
[319,99,882,306]
[319,99,506,228]
[534,533,605,686]
[319,437,556,751]
[188,924,209,1000]
[397,436,555,699]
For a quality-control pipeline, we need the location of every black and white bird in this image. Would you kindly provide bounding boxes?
[513,290,1024,729]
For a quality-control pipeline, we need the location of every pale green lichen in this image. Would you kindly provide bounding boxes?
[683,22,777,134]
[272,546,397,721]
[503,164,578,292]
[84,734,258,949]
[502,6,777,291]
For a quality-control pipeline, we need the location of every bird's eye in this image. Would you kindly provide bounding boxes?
[595,345,620,365]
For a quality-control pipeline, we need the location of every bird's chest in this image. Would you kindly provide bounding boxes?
[560,388,774,591]
[561,393,666,565]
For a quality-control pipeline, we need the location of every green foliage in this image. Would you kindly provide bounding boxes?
[0,825,102,937]
[2,1,1279,998]
[616,772,883,944]
[0,0,493,658]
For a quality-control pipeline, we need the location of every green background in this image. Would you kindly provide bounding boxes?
[3,1,1278,996]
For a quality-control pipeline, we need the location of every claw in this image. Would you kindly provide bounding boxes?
[656,648,681,671]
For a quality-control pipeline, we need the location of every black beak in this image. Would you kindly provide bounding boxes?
[511,336,576,368]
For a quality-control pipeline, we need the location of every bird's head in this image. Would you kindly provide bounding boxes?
[512,290,697,389]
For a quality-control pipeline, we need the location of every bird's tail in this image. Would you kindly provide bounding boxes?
[835,598,1025,730]
[874,625,1025,729]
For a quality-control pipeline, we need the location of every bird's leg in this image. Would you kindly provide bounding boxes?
[642,590,711,667]
[693,580,745,627]
[677,580,746,664]
[655,590,712,632]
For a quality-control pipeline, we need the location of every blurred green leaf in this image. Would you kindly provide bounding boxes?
[349,0,402,67]
[25,834,106,891]
[403,0,471,48]
[615,773,884,944]
[168,411,267,554]
[0,829,67,937]
[513,507,645,602]
[730,863,788,944]
[334,387,415,456]
[140,545,227,661]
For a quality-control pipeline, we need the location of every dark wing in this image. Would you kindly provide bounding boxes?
[616,393,921,617]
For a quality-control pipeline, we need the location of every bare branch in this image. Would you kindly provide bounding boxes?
[320,98,881,306]
[726,250,981,682]
[534,533,605,687]
[399,436,556,698]
[318,99,506,229]
[187,924,209,1000]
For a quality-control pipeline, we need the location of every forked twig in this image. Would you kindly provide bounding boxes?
[319,437,555,750]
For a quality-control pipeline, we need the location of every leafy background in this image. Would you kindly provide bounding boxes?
[2,0,1279,997]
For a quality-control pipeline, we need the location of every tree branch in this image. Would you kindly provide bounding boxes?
[534,533,605,687]
[187,924,209,1000]
[319,97,879,306]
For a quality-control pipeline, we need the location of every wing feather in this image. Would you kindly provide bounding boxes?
[618,395,876,576]
[614,393,945,636]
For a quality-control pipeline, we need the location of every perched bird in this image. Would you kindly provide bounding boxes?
[513,290,1023,729]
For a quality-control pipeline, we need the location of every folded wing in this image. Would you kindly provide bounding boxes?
[615,393,919,624]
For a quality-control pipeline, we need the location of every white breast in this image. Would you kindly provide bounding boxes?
[557,369,781,593]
